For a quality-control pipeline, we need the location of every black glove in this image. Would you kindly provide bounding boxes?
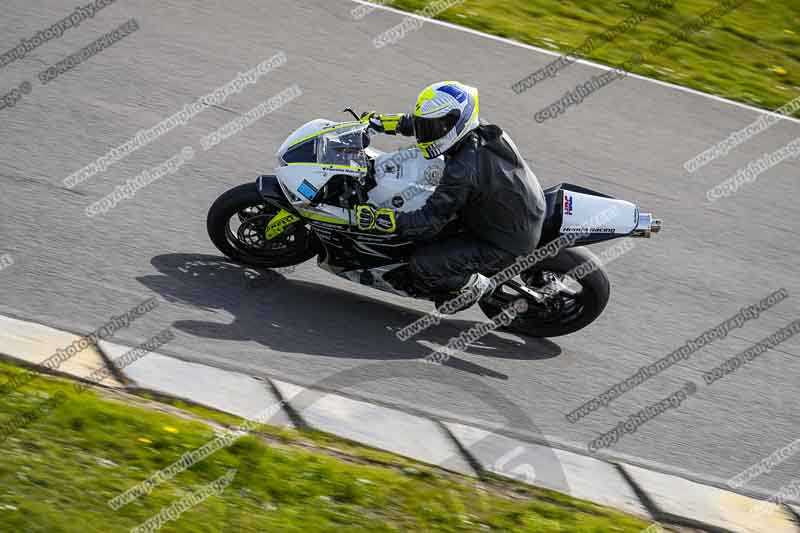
[396,113,414,137]
[361,112,414,137]
[360,111,384,133]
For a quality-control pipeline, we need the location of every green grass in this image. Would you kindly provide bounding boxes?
[387,0,800,114]
[0,361,655,532]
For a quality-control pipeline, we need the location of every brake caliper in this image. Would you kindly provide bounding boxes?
[265,209,300,240]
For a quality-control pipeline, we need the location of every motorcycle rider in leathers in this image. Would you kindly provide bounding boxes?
[355,81,546,313]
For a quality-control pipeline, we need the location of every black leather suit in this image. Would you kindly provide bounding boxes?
[394,123,546,294]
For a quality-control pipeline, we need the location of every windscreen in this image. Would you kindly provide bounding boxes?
[317,124,368,170]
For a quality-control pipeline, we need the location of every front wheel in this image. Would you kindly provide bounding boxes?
[206,182,320,268]
[479,247,611,338]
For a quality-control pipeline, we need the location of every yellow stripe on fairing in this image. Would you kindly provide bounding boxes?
[288,122,363,147]
[297,209,349,225]
[286,162,367,172]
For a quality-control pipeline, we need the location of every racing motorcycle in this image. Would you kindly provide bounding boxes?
[207,111,662,337]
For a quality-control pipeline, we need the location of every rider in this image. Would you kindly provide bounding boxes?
[356,81,546,313]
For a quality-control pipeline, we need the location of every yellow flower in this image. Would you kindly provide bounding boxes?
[163,426,178,433]
[138,437,153,444]
[772,67,788,76]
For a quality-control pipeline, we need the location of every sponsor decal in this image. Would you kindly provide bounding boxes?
[297,179,318,201]
[424,164,444,183]
[563,193,574,216]
[322,165,360,173]
[562,226,615,234]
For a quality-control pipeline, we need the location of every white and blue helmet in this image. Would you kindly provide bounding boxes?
[412,81,480,159]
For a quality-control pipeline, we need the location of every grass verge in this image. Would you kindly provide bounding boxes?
[380,0,799,115]
[0,360,657,532]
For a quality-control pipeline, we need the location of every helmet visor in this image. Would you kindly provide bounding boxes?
[413,110,460,144]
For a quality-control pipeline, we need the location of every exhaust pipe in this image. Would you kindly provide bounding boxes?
[631,213,662,238]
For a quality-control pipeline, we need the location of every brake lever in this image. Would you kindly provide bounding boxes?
[343,108,360,121]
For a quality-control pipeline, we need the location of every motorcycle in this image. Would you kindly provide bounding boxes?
[207,111,662,337]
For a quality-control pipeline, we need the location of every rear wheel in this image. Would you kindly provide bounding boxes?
[479,247,610,338]
[206,183,320,268]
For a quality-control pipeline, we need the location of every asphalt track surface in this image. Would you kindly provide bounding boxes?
[1,0,798,503]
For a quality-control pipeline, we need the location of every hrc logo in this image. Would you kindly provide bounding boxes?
[564,194,574,216]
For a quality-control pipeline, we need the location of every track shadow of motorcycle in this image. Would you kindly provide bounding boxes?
[137,254,562,379]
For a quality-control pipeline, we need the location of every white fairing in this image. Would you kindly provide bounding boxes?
[276,119,337,155]
[559,190,638,235]
[275,120,368,223]
[274,120,442,223]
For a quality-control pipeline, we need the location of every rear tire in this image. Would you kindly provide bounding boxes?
[479,247,610,338]
[207,182,320,268]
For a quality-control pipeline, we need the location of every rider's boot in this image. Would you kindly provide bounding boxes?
[434,273,495,315]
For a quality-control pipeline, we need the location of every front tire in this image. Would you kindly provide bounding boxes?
[479,247,611,338]
[207,182,320,268]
